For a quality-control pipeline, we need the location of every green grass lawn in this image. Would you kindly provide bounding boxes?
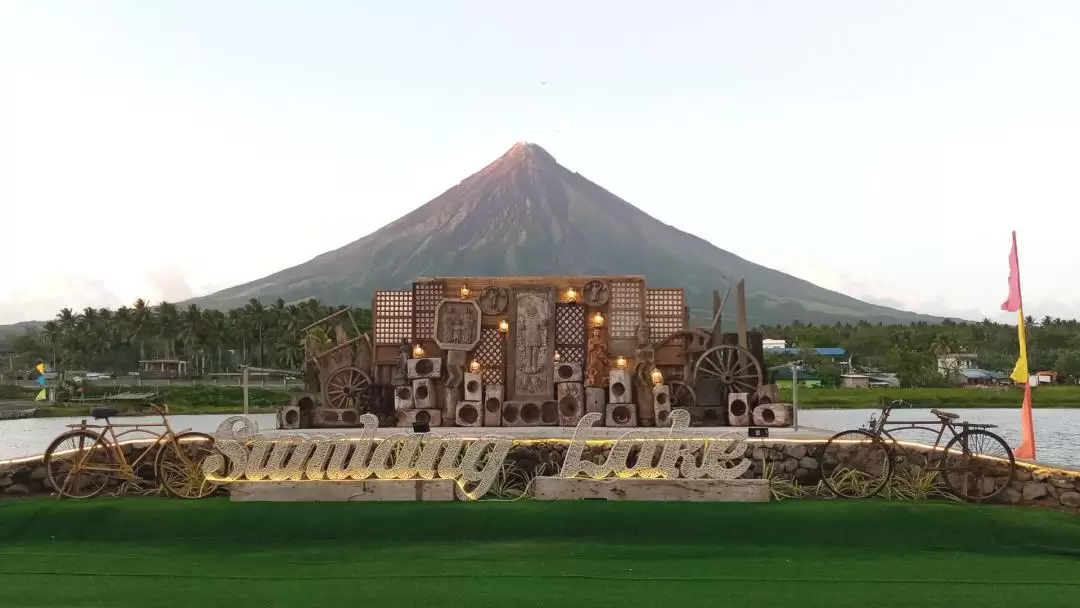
[0,499,1077,607]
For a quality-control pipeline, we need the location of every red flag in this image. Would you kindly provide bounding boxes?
[1015,384,1036,460]
[1001,231,1022,312]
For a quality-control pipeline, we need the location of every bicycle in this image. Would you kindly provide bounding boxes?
[42,404,220,499]
[821,399,1016,502]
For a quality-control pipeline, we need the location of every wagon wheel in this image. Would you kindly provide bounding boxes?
[667,380,697,409]
[692,344,763,394]
[321,366,371,411]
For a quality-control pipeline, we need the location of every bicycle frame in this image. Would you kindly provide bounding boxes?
[61,406,194,481]
[869,402,995,458]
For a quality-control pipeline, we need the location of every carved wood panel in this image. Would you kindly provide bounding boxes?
[412,280,444,341]
[555,303,585,364]
[474,327,504,386]
[507,287,556,402]
[373,290,413,345]
[646,288,685,344]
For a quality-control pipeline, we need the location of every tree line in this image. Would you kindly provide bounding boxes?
[758,316,1080,387]
[3,300,1079,387]
[3,298,372,376]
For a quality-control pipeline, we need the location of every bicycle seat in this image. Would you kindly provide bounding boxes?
[931,408,959,420]
[90,407,118,420]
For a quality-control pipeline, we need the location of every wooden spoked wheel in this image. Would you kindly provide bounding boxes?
[321,366,371,410]
[692,344,763,394]
[667,380,697,409]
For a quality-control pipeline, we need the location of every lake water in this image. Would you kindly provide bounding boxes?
[1,409,1076,468]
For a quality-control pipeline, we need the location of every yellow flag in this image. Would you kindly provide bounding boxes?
[35,362,45,374]
[1010,309,1029,385]
[35,389,47,401]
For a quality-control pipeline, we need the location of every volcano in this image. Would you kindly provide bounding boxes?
[192,142,936,326]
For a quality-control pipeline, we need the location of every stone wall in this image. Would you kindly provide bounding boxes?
[3,440,1078,512]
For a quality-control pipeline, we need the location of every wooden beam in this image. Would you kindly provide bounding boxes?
[736,279,748,349]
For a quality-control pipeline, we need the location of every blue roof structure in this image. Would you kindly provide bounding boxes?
[958,368,1008,380]
[764,347,847,357]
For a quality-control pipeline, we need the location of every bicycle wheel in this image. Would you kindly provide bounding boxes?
[940,429,1015,502]
[155,432,221,499]
[822,429,894,499]
[43,430,115,499]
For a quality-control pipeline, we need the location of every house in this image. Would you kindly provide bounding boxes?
[955,368,1010,387]
[138,359,189,380]
[841,373,901,389]
[937,352,978,376]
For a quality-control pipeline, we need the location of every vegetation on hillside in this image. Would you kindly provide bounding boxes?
[3,298,1080,390]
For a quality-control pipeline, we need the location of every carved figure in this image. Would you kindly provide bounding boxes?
[445,350,466,421]
[434,299,483,351]
[633,321,657,425]
[478,286,509,315]
[511,290,553,399]
[584,280,610,307]
[585,327,610,387]
[392,341,410,386]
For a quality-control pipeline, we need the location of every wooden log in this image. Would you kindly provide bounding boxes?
[229,479,456,502]
[533,478,770,502]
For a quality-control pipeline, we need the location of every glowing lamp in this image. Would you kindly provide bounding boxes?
[616,356,628,370]
[592,312,605,328]
[460,285,471,298]
[412,344,425,358]
[498,319,509,333]
[553,351,562,363]
[566,287,577,303]
[651,368,664,386]
[469,360,481,373]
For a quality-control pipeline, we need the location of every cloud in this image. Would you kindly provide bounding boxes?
[0,276,125,324]
[143,265,195,303]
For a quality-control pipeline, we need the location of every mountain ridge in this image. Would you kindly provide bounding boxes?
[190,142,939,326]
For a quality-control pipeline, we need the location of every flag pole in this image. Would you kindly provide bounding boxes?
[1006,230,1036,460]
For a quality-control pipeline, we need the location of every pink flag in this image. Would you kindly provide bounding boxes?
[1001,231,1023,312]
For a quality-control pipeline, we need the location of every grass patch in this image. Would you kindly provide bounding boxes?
[0,499,1078,607]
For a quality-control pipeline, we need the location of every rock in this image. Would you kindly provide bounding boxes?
[1022,482,1048,501]
[798,457,819,471]
[1059,492,1080,509]
[782,458,799,474]
[1032,469,1050,482]
[788,444,807,460]
[30,466,47,481]
[1001,487,1022,504]
[1050,477,1074,489]
[794,468,811,482]
[0,475,12,488]
[1013,468,1032,482]
[3,483,29,495]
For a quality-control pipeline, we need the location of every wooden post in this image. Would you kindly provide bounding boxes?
[242,366,250,416]
[736,279,748,349]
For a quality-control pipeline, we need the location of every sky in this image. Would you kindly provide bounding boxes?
[2,1,1079,325]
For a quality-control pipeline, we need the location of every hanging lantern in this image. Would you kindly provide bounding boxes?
[469,360,481,373]
[592,312,605,328]
[553,351,562,363]
[566,287,577,303]
[498,319,509,333]
[616,356,628,370]
[460,285,471,298]
[651,368,664,386]
[412,344,424,358]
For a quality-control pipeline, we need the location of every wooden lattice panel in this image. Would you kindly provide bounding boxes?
[412,281,444,341]
[556,347,584,364]
[373,290,413,345]
[555,303,585,344]
[475,327,504,385]
[609,280,644,339]
[646,288,685,343]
